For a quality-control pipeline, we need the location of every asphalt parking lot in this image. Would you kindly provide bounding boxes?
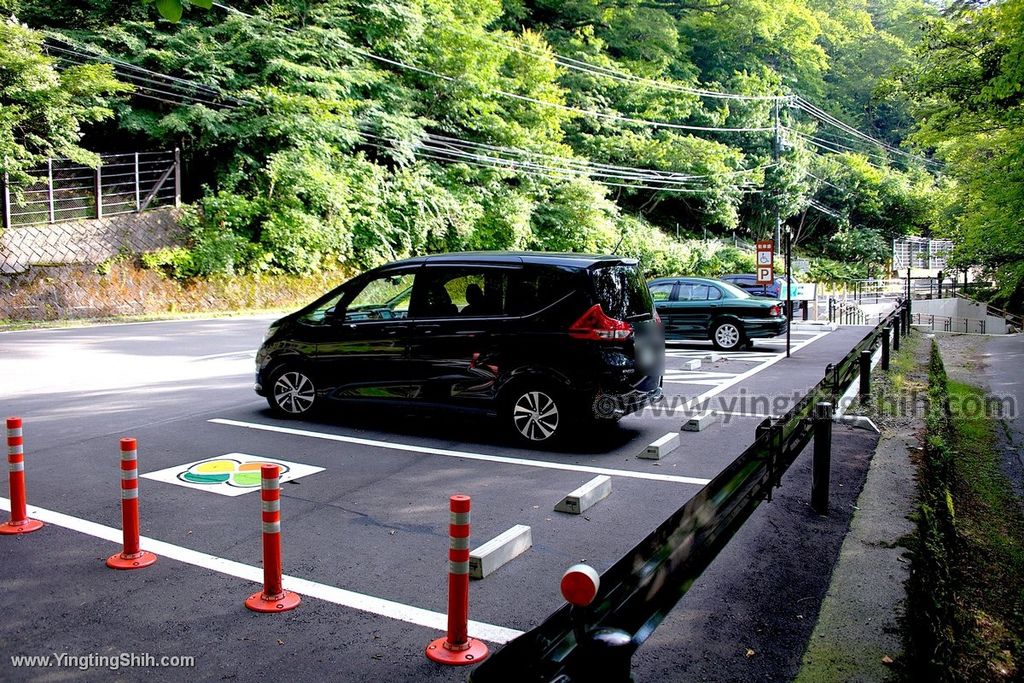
[0,316,875,681]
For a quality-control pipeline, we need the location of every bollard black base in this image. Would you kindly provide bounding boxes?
[812,402,834,515]
[881,326,890,372]
[858,350,872,403]
[573,628,636,682]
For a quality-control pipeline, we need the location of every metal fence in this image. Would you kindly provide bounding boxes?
[471,301,910,683]
[1,150,180,229]
[912,312,988,334]
[892,237,953,271]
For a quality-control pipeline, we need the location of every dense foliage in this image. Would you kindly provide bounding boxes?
[0,17,127,188]
[904,0,1024,310]
[1,0,950,280]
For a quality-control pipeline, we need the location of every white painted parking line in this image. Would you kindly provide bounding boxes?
[651,330,831,417]
[0,496,523,644]
[712,411,777,420]
[666,350,782,363]
[209,419,712,486]
[663,371,738,386]
[192,349,257,362]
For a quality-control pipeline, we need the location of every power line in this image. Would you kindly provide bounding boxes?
[212,1,774,134]
[368,132,761,192]
[44,39,253,104]
[433,20,787,103]
[45,31,769,193]
[785,129,895,171]
[422,136,754,184]
[805,171,843,192]
[49,54,229,109]
[792,97,940,168]
[807,199,842,219]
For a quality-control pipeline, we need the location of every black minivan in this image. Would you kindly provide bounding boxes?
[255,252,664,443]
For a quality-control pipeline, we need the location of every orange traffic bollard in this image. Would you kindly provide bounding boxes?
[106,438,157,569]
[426,494,489,665]
[1,417,44,535]
[245,464,301,612]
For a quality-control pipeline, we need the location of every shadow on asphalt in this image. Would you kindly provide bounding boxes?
[258,404,644,456]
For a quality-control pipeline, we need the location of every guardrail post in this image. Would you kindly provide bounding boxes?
[802,301,809,321]
[578,629,635,682]
[755,418,777,501]
[559,565,635,682]
[812,402,833,515]
[881,326,890,371]
[859,350,872,403]
[828,298,835,323]
[892,320,900,352]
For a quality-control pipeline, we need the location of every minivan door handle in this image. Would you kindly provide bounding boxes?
[415,324,442,335]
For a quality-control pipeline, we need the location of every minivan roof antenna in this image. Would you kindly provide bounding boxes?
[612,234,625,254]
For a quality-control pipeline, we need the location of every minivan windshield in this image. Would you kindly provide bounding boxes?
[592,264,654,321]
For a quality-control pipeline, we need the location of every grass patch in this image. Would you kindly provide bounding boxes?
[946,380,1024,680]
[901,343,1024,681]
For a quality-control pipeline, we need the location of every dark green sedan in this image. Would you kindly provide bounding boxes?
[648,277,788,350]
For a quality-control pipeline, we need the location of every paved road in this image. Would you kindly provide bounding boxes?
[0,316,877,681]
[981,334,1024,498]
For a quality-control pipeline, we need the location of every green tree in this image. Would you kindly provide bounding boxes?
[905,0,1024,308]
[0,19,129,185]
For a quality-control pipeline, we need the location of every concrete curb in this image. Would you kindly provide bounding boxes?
[794,428,918,683]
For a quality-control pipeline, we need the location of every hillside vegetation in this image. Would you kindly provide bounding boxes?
[0,0,1019,303]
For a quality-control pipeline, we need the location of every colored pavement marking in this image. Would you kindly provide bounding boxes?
[142,454,324,496]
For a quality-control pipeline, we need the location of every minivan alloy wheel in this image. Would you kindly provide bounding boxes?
[714,323,741,350]
[273,370,316,415]
[513,390,560,441]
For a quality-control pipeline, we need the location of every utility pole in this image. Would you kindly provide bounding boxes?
[786,226,792,358]
[773,97,782,256]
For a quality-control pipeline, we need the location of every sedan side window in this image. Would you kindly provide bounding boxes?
[708,286,723,301]
[342,273,416,323]
[649,283,674,302]
[689,284,711,301]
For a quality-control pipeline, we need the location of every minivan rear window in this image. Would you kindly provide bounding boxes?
[507,266,579,316]
[591,265,654,321]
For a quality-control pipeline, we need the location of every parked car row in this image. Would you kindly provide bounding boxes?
[255,251,788,444]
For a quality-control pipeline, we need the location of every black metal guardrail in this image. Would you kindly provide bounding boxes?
[470,300,910,683]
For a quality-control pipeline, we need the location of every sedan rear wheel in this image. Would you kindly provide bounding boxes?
[712,321,744,351]
[269,368,317,417]
[509,388,563,444]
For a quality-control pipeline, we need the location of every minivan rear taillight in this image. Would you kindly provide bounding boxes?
[569,304,633,341]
